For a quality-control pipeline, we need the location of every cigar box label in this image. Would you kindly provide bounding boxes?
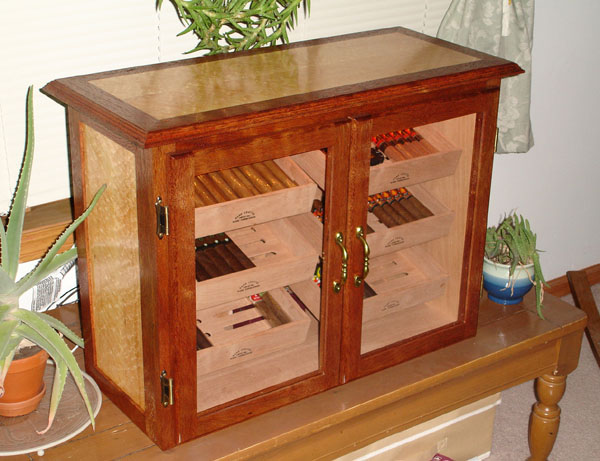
[250,293,263,302]
[384,236,405,248]
[230,347,253,360]
[232,210,257,224]
[390,172,410,184]
[382,300,401,312]
[237,280,261,293]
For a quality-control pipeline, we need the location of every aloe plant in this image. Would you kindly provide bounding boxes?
[485,213,548,318]
[157,0,310,55]
[0,87,104,434]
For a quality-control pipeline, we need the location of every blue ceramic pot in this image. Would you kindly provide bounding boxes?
[482,257,534,305]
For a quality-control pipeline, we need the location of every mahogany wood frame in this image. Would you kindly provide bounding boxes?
[41,27,522,449]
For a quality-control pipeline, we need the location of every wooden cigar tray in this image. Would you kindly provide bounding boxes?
[196,314,319,413]
[290,246,447,325]
[292,125,460,196]
[196,214,320,310]
[194,157,318,237]
[361,246,448,326]
[365,184,454,257]
[196,287,311,375]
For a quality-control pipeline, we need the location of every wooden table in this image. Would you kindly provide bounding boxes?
[5,292,586,461]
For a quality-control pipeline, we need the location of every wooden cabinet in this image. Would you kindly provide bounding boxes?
[42,27,521,449]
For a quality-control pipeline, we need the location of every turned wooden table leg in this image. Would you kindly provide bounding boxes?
[528,373,567,460]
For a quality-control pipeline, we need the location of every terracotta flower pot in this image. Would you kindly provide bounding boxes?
[0,348,49,417]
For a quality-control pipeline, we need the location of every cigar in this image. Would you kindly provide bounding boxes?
[391,199,418,221]
[196,237,232,277]
[381,133,411,160]
[220,168,254,198]
[195,248,223,280]
[202,243,235,276]
[384,202,409,226]
[382,133,408,160]
[388,201,413,223]
[402,129,430,157]
[412,129,436,154]
[195,257,212,281]
[193,190,205,208]
[232,167,261,195]
[194,178,218,205]
[196,175,228,203]
[240,164,272,194]
[404,194,433,218]
[370,202,399,228]
[390,131,418,158]
[211,234,245,272]
[404,129,429,156]
[207,171,238,200]
[223,236,255,270]
[253,162,285,190]
[264,160,297,188]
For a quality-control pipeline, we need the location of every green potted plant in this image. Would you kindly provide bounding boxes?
[0,87,104,433]
[483,213,548,318]
[157,0,310,54]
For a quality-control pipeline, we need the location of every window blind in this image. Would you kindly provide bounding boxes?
[0,0,451,211]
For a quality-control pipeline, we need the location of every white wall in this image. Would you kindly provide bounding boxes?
[1,1,597,279]
[487,0,600,279]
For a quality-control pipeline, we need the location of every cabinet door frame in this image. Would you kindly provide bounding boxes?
[161,121,349,443]
[340,85,502,381]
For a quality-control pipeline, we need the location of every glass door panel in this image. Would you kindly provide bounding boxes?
[358,115,476,356]
[193,145,334,413]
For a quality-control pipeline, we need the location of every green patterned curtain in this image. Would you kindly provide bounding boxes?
[438,0,534,153]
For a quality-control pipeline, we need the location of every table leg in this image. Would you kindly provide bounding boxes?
[528,373,566,460]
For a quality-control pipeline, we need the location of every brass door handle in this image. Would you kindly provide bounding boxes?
[354,226,370,286]
[333,232,348,293]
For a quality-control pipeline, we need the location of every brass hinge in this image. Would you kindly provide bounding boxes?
[160,370,174,407]
[155,197,169,239]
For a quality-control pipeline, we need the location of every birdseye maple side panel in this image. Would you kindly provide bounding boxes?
[82,123,145,409]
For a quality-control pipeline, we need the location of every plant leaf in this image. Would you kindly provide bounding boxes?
[15,316,94,430]
[5,87,35,280]
[36,311,84,348]
[0,266,18,299]
[16,185,105,295]
[15,247,77,297]
[38,357,68,434]
[0,345,17,396]
[0,319,19,359]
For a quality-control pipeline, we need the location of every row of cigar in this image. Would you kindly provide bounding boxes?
[368,188,433,228]
[195,233,255,282]
[194,160,297,207]
[196,291,292,350]
[371,128,436,162]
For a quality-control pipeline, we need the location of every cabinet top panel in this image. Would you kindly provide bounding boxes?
[91,31,477,120]
[43,27,521,147]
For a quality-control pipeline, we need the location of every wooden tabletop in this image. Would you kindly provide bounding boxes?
[2,291,586,460]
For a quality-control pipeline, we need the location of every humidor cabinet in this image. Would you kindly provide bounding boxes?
[42,27,521,449]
